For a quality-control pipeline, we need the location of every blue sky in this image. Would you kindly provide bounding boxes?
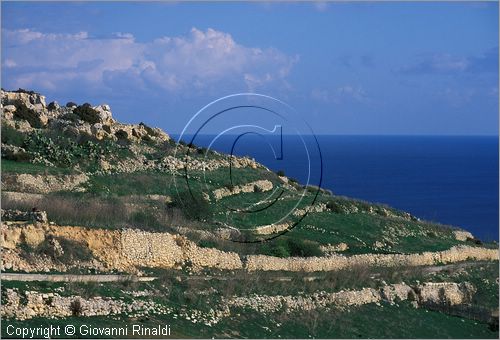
[2,1,498,135]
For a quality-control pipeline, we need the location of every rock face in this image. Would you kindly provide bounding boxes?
[1,173,89,194]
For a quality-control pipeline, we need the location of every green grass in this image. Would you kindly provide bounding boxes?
[1,159,75,175]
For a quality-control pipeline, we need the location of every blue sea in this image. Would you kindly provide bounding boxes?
[177,134,499,241]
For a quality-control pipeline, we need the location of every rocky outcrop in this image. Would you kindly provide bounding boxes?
[1,89,48,128]
[1,89,170,145]
[453,230,474,242]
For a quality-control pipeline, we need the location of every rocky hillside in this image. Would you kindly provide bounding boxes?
[1,89,498,338]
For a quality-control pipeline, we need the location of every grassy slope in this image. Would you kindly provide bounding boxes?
[2,261,499,338]
[2,153,480,256]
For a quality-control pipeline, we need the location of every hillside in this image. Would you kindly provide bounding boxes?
[1,89,498,338]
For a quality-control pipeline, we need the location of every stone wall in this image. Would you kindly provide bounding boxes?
[1,224,497,274]
[224,281,476,313]
[1,173,89,194]
[245,246,499,272]
[212,180,273,200]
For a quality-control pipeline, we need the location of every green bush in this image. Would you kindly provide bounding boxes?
[66,101,77,107]
[326,200,344,214]
[130,210,159,227]
[25,131,115,168]
[276,170,285,177]
[170,191,212,222]
[262,238,322,258]
[198,239,217,248]
[61,112,80,123]
[47,102,58,111]
[74,103,101,124]
[12,100,43,128]
[287,238,323,257]
[1,124,25,147]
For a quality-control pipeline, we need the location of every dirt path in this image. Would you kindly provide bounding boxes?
[0,273,156,282]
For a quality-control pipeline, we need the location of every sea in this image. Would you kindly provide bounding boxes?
[175,134,499,241]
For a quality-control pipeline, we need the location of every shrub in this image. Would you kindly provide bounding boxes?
[24,131,116,168]
[70,299,83,316]
[262,238,322,258]
[130,210,159,227]
[36,236,93,264]
[60,112,80,123]
[73,103,101,124]
[12,88,37,95]
[47,102,58,111]
[1,124,25,147]
[326,200,344,214]
[276,170,285,177]
[254,184,263,193]
[197,147,208,155]
[198,239,217,248]
[287,238,323,257]
[170,191,212,222]
[12,100,43,128]
[114,129,128,140]
[66,101,77,107]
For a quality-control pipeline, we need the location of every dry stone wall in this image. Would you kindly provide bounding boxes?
[224,281,476,313]
[1,224,497,273]
[245,246,499,272]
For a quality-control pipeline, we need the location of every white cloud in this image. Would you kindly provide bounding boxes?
[311,85,368,103]
[2,27,297,95]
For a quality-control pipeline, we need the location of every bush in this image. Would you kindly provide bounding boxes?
[287,238,323,257]
[197,147,208,155]
[262,238,322,258]
[12,100,43,128]
[326,200,344,214]
[130,210,159,227]
[12,88,37,95]
[70,299,83,316]
[47,102,58,111]
[114,129,128,140]
[1,124,25,147]
[60,112,80,123]
[66,101,77,107]
[276,170,285,177]
[254,184,263,193]
[36,236,93,264]
[24,131,115,168]
[74,103,101,124]
[170,191,212,222]
[198,239,217,248]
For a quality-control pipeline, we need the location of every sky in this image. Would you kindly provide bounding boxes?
[1,1,498,135]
